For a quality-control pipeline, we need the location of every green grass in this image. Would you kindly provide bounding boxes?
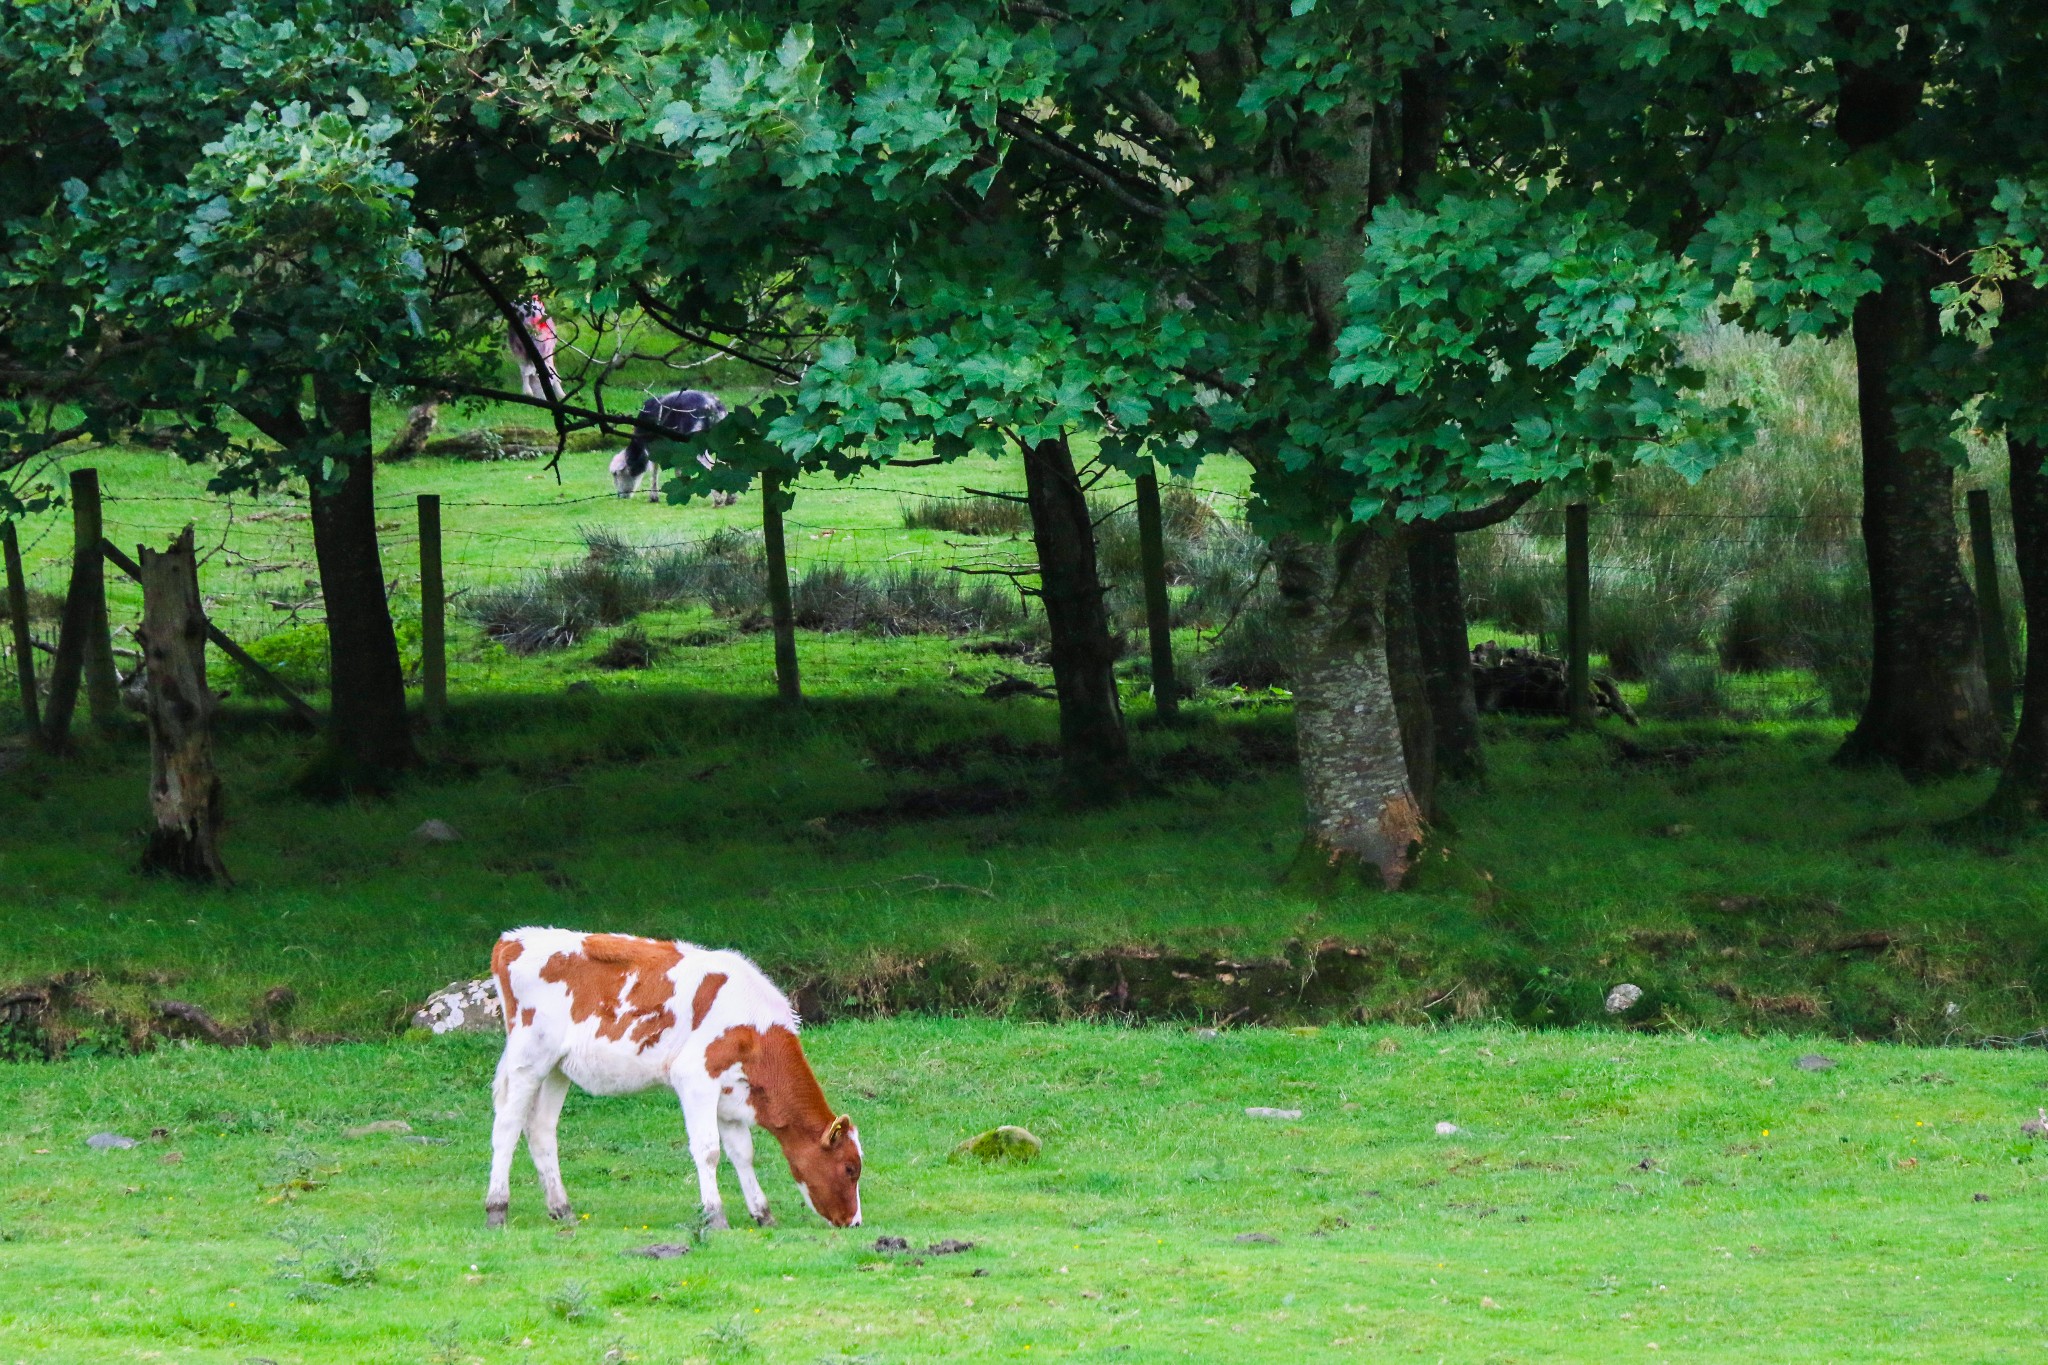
[3,1022,2045,1362]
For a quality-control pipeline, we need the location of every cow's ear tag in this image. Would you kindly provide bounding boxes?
[821,1115,852,1149]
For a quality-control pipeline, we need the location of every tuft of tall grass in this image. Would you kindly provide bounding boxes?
[792,564,1026,636]
[899,494,1030,536]
[470,527,1027,652]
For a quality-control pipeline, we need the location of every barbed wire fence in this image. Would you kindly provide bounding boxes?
[1,469,2024,729]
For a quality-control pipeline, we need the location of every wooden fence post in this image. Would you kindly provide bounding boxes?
[136,525,228,883]
[761,470,801,704]
[418,493,446,726]
[1565,502,1591,727]
[1134,468,1179,724]
[1967,488,2015,725]
[2,520,39,737]
[75,469,120,731]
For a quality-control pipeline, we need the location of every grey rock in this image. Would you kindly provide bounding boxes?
[1795,1054,1836,1072]
[627,1243,691,1259]
[1234,1232,1278,1244]
[85,1132,137,1150]
[1245,1107,1303,1120]
[412,977,504,1034]
[345,1120,412,1138]
[1604,983,1644,1014]
[1193,1028,1221,1040]
[412,819,462,843]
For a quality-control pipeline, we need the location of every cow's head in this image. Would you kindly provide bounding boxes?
[786,1113,862,1227]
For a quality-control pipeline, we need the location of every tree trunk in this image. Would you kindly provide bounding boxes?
[1134,469,1179,724]
[307,380,415,786]
[1383,546,1437,819]
[1280,525,1424,888]
[376,401,440,463]
[1835,256,2001,776]
[1979,434,2048,824]
[761,470,802,705]
[1407,526,1483,781]
[136,526,228,882]
[1022,434,1134,793]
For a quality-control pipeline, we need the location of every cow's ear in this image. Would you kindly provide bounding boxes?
[821,1115,852,1149]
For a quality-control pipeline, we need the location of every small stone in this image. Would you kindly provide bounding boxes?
[85,1133,137,1150]
[951,1125,1042,1163]
[1795,1054,1835,1072]
[412,819,462,843]
[1193,1028,1221,1040]
[564,680,597,696]
[1657,822,1693,838]
[1245,1107,1302,1120]
[1435,1121,1459,1136]
[1604,983,1644,1014]
[1234,1232,1278,1244]
[873,1235,911,1253]
[345,1120,412,1138]
[1973,1193,1991,1203]
[927,1239,975,1255]
[627,1243,691,1259]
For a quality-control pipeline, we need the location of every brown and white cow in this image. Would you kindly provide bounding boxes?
[484,927,861,1231]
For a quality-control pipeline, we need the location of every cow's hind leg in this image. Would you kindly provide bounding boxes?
[486,1047,548,1227]
[720,1116,773,1226]
[672,1073,729,1231]
[525,1068,574,1221]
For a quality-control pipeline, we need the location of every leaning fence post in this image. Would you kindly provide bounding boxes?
[1966,488,2015,725]
[1565,502,1591,727]
[74,469,121,732]
[2,520,39,737]
[1134,467,1179,724]
[418,493,446,726]
[760,470,802,705]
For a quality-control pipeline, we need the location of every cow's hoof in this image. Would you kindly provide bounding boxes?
[750,1209,776,1228]
[486,1205,507,1229]
[701,1208,729,1233]
[548,1203,575,1223]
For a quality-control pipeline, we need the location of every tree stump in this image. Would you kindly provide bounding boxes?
[136,526,228,882]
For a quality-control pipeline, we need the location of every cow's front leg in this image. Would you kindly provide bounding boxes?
[720,1116,773,1226]
[646,461,660,504]
[674,1075,728,1231]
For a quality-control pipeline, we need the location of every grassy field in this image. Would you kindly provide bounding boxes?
[4,1021,2046,1363]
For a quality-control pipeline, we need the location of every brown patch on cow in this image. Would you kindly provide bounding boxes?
[539,933,685,1053]
[691,973,728,1031]
[519,1007,535,1028]
[703,1023,861,1226]
[490,938,525,1034]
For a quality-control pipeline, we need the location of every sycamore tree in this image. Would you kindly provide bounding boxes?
[489,0,1738,878]
[1,1,540,785]
[1485,0,2048,780]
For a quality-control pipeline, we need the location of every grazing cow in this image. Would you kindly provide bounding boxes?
[484,927,862,1231]
[509,296,561,401]
[609,389,733,505]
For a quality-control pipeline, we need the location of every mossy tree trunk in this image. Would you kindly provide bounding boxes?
[1407,526,1483,781]
[1979,434,2048,824]
[1280,525,1424,888]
